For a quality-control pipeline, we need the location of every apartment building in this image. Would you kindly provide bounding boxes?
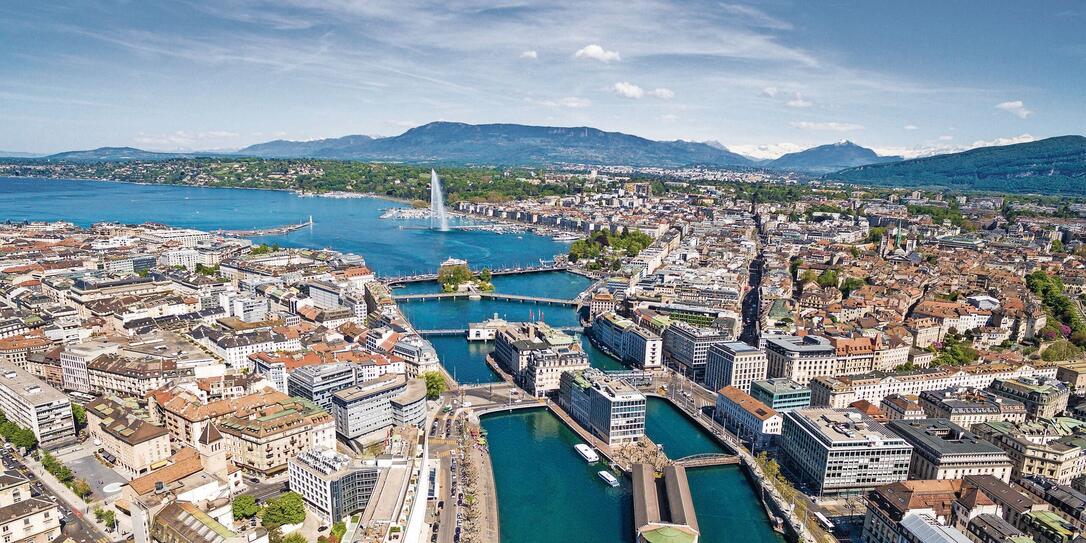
[887,419,1013,482]
[987,376,1070,420]
[287,363,358,411]
[972,419,1086,485]
[216,397,335,476]
[558,368,646,446]
[85,396,171,479]
[809,363,1058,409]
[918,387,1028,427]
[0,473,61,543]
[0,364,76,449]
[779,408,912,496]
[87,354,195,398]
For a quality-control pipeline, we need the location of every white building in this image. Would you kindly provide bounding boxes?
[779,408,912,496]
[704,341,767,394]
[0,364,77,449]
[287,447,383,524]
[558,368,646,446]
[59,340,118,393]
[591,312,662,370]
[715,385,781,450]
[331,375,427,442]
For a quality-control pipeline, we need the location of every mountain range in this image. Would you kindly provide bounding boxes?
[17,122,1085,192]
[768,141,901,173]
[829,135,1086,194]
[237,122,754,167]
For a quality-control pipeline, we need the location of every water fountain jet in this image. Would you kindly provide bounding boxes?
[430,169,450,232]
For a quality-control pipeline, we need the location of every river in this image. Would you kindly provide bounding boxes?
[0,176,781,543]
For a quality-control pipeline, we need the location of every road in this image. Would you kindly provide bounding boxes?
[2,447,111,543]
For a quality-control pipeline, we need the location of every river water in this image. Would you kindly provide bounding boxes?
[0,176,781,543]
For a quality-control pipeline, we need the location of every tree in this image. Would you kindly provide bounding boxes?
[71,479,92,499]
[816,269,839,288]
[840,277,866,298]
[94,507,116,528]
[282,534,307,543]
[71,404,87,430]
[478,268,492,283]
[422,372,446,400]
[233,495,261,520]
[1042,339,1083,362]
[261,492,306,527]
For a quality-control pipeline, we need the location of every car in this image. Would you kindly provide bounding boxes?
[248,477,260,484]
[437,500,444,508]
[318,526,328,532]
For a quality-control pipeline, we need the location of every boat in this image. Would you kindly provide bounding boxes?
[574,444,599,463]
[552,232,581,242]
[598,470,619,487]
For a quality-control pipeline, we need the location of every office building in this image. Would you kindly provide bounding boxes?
[764,335,837,385]
[591,312,663,370]
[59,340,118,393]
[523,347,590,398]
[714,386,781,450]
[331,375,426,442]
[288,447,382,524]
[704,342,767,393]
[750,378,811,412]
[779,408,912,496]
[558,368,646,446]
[971,419,1086,485]
[888,419,1013,482]
[662,321,731,382]
[0,364,77,449]
[287,363,358,411]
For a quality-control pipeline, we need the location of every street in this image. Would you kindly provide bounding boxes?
[1,446,110,543]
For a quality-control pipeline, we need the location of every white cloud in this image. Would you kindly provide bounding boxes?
[519,50,537,60]
[530,96,591,109]
[727,142,805,160]
[872,133,1036,159]
[719,4,793,30]
[938,135,954,141]
[760,87,780,98]
[785,93,811,108]
[612,82,673,99]
[996,100,1032,119]
[134,130,240,148]
[649,88,675,99]
[613,81,644,99]
[574,44,620,63]
[904,125,918,130]
[790,121,864,131]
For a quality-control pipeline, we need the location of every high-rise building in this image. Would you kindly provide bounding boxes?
[288,363,358,411]
[703,342,767,393]
[288,447,383,523]
[780,408,912,496]
[558,368,646,446]
[0,364,77,449]
[662,321,731,382]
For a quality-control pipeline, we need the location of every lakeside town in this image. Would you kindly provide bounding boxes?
[4,168,1086,543]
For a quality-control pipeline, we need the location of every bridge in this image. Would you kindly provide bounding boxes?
[418,325,583,337]
[673,453,741,468]
[383,262,569,284]
[394,292,579,307]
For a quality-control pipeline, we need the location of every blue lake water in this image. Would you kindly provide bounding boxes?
[0,176,780,543]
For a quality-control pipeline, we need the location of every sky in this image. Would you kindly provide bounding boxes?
[1,1,1084,158]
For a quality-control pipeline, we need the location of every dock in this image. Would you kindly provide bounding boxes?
[395,292,579,307]
[218,217,313,237]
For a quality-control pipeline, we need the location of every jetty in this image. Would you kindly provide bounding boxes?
[383,262,569,284]
[218,216,313,237]
[394,292,579,307]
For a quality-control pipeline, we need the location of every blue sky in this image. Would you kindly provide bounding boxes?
[1,1,1084,157]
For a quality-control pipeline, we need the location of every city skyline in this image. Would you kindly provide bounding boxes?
[2,1,1084,157]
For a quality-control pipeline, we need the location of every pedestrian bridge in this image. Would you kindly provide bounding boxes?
[394,292,579,306]
[673,453,741,468]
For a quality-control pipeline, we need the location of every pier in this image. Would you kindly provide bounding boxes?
[418,325,581,337]
[395,292,579,307]
[383,262,569,284]
[218,217,313,237]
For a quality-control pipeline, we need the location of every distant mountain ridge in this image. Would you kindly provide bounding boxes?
[829,135,1086,194]
[235,122,753,167]
[44,147,205,161]
[768,141,900,173]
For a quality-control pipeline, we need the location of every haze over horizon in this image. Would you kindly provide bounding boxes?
[2,1,1084,158]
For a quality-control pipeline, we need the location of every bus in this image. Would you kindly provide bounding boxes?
[814,512,835,532]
